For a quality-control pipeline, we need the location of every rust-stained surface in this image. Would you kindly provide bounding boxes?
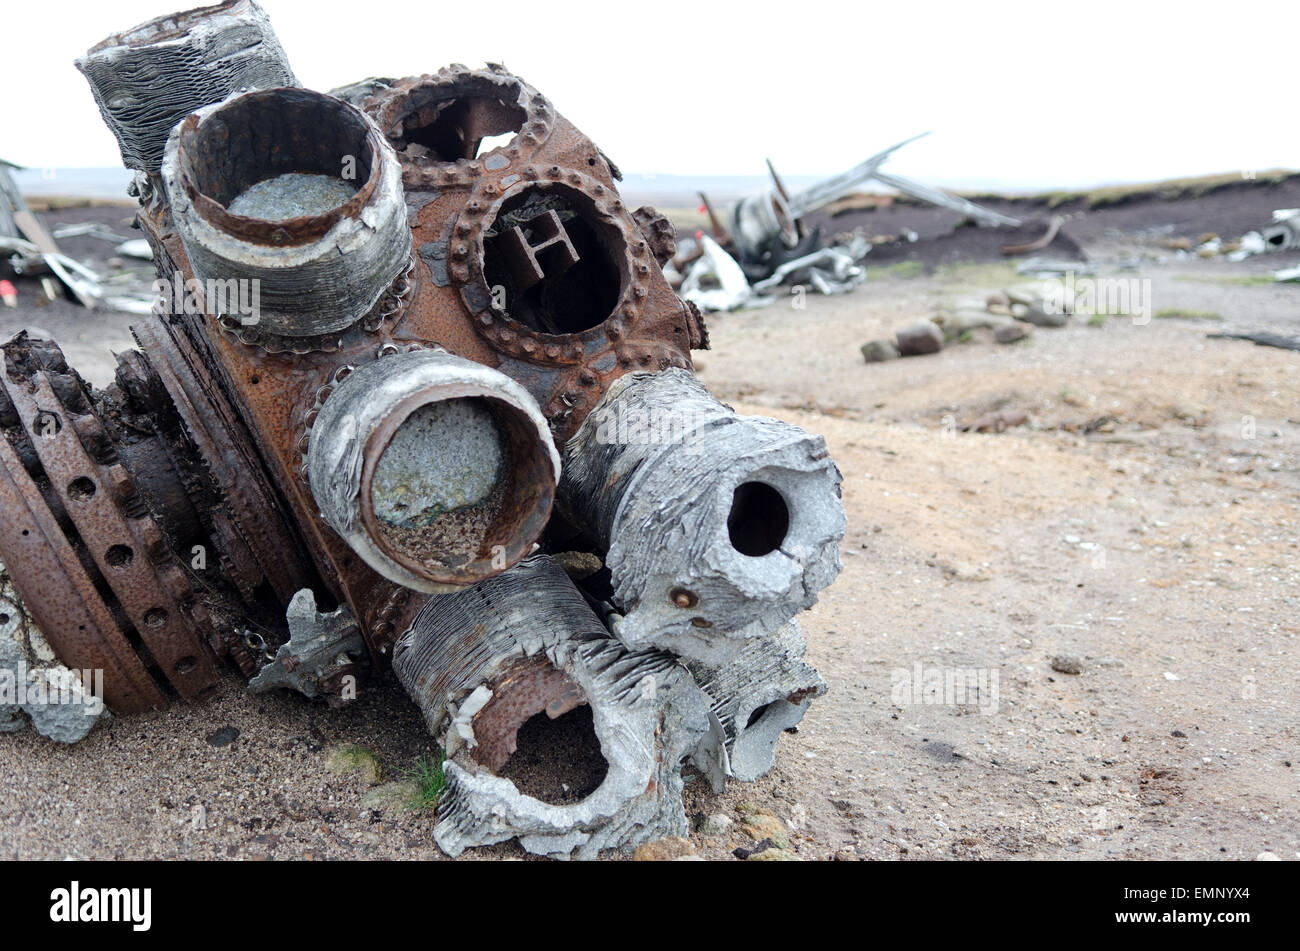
[2,5,839,861]
[3,52,710,707]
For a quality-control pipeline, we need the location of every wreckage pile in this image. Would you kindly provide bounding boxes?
[0,1,846,859]
[666,134,1020,313]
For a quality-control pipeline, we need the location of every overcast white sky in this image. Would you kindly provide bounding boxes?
[1,0,1294,188]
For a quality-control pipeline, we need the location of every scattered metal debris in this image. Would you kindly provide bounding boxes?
[677,134,1020,311]
[248,590,365,704]
[1229,209,1300,260]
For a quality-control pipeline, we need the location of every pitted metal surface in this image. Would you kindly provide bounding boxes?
[560,368,846,662]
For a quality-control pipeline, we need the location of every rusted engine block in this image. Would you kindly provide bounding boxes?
[0,0,845,858]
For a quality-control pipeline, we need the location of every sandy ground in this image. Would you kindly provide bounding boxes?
[0,212,1297,860]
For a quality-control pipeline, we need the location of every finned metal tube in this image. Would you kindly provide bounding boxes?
[76,0,296,175]
[560,368,845,664]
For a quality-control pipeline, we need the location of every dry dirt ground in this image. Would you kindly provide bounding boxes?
[0,213,1296,861]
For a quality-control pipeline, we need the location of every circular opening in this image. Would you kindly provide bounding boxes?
[182,89,375,230]
[364,392,552,583]
[482,185,626,335]
[143,607,167,628]
[67,476,97,501]
[0,613,10,626]
[174,655,197,675]
[105,544,134,568]
[496,705,608,806]
[385,78,527,162]
[727,481,790,557]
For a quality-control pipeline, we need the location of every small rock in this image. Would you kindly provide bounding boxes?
[941,560,990,582]
[1019,302,1069,328]
[994,321,1030,344]
[943,309,1001,340]
[551,551,602,580]
[207,726,240,747]
[1171,729,1187,738]
[1256,851,1280,861]
[699,813,734,837]
[633,836,696,861]
[860,339,900,363]
[1050,655,1084,675]
[895,320,944,356]
[747,847,801,861]
[741,813,789,849]
[966,410,1028,433]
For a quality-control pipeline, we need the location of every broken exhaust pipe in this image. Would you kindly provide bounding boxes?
[76,1,296,176]
[161,86,412,337]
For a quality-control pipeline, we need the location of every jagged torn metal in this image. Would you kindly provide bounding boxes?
[687,619,826,791]
[248,589,364,699]
[392,555,710,860]
[560,369,845,665]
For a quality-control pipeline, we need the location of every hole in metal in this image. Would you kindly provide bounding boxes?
[105,544,134,568]
[392,87,526,162]
[483,186,624,335]
[67,476,97,501]
[496,705,608,806]
[727,481,789,557]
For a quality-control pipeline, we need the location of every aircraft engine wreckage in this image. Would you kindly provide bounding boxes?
[0,0,845,858]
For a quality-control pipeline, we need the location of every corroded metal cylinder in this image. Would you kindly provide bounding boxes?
[392,556,710,859]
[76,0,296,174]
[307,349,559,593]
[560,368,845,663]
[161,86,411,337]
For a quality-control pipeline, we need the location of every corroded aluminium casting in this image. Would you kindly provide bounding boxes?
[0,0,847,859]
[76,0,296,175]
[394,556,710,860]
[561,369,846,664]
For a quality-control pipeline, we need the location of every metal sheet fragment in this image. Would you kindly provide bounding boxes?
[686,619,826,789]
